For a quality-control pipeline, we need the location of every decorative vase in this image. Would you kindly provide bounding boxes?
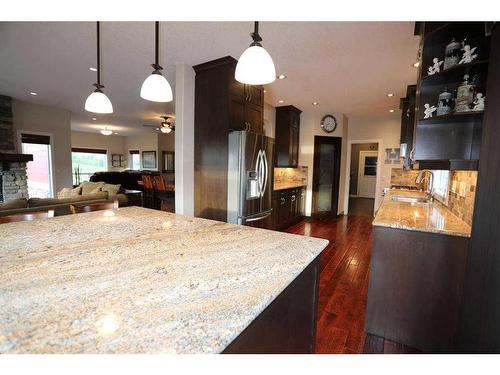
[437,87,453,116]
[455,74,476,113]
[444,38,461,70]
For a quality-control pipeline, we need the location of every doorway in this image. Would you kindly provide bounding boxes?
[20,133,54,198]
[312,136,342,219]
[348,143,378,217]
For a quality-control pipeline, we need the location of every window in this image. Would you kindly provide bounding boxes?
[364,156,378,176]
[21,133,53,198]
[433,170,450,203]
[129,150,140,170]
[71,148,107,185]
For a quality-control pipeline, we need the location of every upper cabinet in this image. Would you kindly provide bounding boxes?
[399,85,417,169]
[275,105,302,167]
[413,22,492,170]
[228,76,264,134]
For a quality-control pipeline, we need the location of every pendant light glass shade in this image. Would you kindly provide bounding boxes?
[235,21,276,85]
[141,22,173,103]
[140,71,173,102]
[160,125,172,133]
[235,45,276,85]
[85,89,113,114]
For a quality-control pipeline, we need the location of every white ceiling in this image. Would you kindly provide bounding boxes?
[0,22,420,136]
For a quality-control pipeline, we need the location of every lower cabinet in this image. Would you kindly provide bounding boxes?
[273,187,305,230]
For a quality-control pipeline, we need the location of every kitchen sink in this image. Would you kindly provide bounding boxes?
[391,195,430,203]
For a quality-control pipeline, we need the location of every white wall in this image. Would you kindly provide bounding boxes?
[12,99,73,194]
[345,116,401,212]
[174,64,195,216]
[299,111,347,216]
[71,131,127,171]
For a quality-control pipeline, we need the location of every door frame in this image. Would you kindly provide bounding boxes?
[344,139,383,215]
[357,150,379,198]
[311,136,342,219]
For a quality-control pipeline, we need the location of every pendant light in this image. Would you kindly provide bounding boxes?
[85,22,113,114]
[140,22,173,102]
[235,21,276,85]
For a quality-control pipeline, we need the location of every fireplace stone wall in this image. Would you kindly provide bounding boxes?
[0,94,29,203]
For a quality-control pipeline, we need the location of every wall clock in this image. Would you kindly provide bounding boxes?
[320,114,337,133]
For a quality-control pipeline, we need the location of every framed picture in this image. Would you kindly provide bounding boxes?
[163,151,175,172]
[142,150,157,169]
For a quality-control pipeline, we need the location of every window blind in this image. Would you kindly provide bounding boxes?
[21,133,51,145]
[71,147,107,155]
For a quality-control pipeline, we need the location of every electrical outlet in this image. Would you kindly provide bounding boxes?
[451,180,458,193]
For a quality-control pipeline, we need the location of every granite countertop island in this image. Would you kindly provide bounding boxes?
[0,207,327,354]
[373,189,471,237]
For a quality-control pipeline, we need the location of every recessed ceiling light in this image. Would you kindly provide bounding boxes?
[92,117,97,121]
[387,93,394,97]
[89,67,97,72]
[389,109,395,113]
[113,132,118,135]
[29,92,37,96]
[277,74,286,80]
[278,99,284,104]
[312,102,319,106]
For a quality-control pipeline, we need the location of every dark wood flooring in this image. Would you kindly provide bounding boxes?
[285,214,420,354]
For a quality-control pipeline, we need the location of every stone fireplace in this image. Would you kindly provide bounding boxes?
[0,94,32,203]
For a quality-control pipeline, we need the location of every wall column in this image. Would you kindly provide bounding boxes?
[174,64,195,216]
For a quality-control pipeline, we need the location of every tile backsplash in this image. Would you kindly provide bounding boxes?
[390,167,477,226]
[274,166,308,186]
[448,170,477,226]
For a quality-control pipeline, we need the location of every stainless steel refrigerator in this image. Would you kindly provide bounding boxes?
[227,131,274,229]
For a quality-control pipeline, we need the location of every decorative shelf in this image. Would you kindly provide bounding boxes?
[418,111,484,125]
[421,60,489,86]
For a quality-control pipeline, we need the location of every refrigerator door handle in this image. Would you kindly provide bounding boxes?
[261,148,268,197]
[257,149,264,197]
[243,209,273,223]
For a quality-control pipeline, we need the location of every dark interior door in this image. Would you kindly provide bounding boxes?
[312,136,342,219]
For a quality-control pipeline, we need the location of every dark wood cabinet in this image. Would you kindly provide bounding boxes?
[193,56,265,221]
[228,81,264,133]
[413,22,491,170]
[273,187,305,230]
[275,106,302,167]
[399,85,417,169]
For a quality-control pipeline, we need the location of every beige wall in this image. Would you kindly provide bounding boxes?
[346,116,401,212]
[299,111,347,216]
[158,132,175,171]
[12,99,73,194]
[124,133,159,170]
[71,131,127,172]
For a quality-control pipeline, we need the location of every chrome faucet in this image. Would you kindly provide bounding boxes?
[415,170,434,201]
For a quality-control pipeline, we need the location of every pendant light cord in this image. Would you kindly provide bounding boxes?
[251,21,263,45]
[95,21,103,89]
[152,21,163,71]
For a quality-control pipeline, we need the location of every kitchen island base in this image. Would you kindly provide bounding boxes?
[224,256,320,354]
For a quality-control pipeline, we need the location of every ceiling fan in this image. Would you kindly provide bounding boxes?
[142,116,175,134]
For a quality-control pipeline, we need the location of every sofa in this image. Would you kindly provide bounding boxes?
[90,170,160,191]
[0,181,128,217]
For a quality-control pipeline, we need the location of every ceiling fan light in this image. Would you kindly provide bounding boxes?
[85,89,113,114]
[235,45,276,85]
[140,71,173,102]
[160,126,172,134]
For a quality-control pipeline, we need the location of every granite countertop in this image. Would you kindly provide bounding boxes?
[0,207,328,354]
[273,182,307,191]
[373,189,471,237]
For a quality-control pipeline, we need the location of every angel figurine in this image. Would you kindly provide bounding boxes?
[459,44,478,64]
[423,103,437,119]
[472,93,485,111]
[428,57,444,75]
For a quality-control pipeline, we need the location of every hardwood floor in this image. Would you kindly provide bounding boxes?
[285,215,419,354]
